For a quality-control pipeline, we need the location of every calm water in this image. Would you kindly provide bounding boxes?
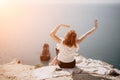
[0,3,120,69]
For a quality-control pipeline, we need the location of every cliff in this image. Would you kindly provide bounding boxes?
[0,55,120,80]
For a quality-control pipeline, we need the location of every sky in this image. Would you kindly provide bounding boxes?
[0,0,120,5]
[26,0,120,4]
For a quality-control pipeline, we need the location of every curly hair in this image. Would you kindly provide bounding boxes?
[63,30,77,48]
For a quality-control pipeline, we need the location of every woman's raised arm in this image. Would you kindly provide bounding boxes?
[50,24,70,43]
[77,20,98,44]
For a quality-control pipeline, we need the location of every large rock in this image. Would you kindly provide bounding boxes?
[74,54,120,75]
[0,55,120,80]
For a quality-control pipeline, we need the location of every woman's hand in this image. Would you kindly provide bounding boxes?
[50,24,70,43]
[77,19,98,44]
[59,24,70,28]
[94,19,98,29]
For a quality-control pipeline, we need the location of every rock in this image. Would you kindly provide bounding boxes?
[0,55,120,80]
[40,43,51,61]
[34,64,42,69]
[109,70,120,77]
[72,73,111,80]
[74,54,119,75]
[32,66,72,80]
[6,58,21,65]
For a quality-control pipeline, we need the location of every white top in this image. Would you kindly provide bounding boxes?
[57,42,79,63]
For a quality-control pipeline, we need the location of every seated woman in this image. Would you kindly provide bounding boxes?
[40,43,51,61]
[50,20,98,68]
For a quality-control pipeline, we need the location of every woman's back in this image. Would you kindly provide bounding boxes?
[57,42,78,63]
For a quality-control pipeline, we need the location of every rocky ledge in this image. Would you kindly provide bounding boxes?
[0,54,120,80]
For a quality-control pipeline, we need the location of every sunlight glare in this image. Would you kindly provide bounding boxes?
[0,0,10,7]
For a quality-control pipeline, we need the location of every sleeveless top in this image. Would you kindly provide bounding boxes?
[57,41,79,63]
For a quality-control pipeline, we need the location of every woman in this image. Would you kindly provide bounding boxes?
[50,20,98,68]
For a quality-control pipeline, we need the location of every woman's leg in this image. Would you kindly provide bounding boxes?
[49,56,58,65]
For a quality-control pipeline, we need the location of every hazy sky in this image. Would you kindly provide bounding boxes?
[29,0,120,4]
[0,0,120,5]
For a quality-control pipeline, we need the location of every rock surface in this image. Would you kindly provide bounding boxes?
[0,55,120,80]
